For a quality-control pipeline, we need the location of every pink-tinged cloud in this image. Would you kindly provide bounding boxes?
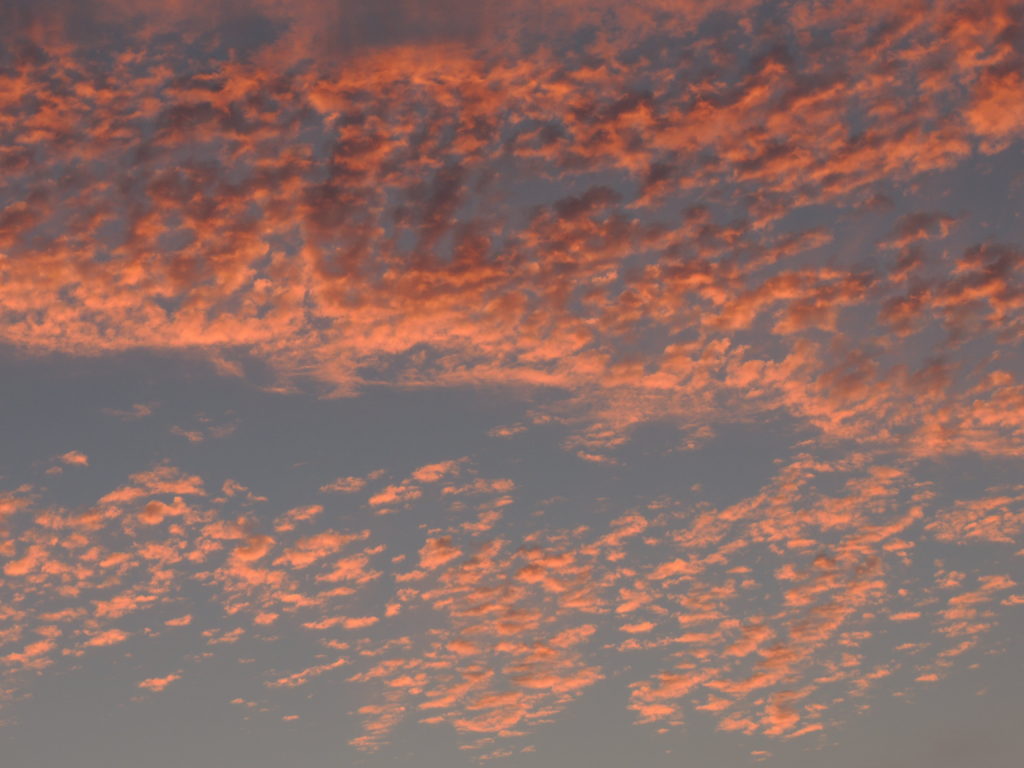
[319,477,367,494]
[274,530,370,569]
[0,0,1019,471]
[268,658,348,688]
[138,673,181,692]
[0,0,1023,762]
[59,451,89,467]
[0,450,1019,752]
[418,537,462,570]
[411,459,464,483]
[84,629,130,647]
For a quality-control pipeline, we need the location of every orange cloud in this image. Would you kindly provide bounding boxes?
[59,451,89,467]
[138,673,181,692]
[1,0,1023,758]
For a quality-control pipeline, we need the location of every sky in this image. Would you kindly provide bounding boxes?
[0,1,1023,766]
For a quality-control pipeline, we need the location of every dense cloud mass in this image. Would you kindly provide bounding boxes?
[0,0,1022,764]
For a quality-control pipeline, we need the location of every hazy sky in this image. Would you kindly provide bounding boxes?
[1,1,1023,766]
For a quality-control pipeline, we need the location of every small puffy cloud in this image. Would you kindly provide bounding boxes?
[84,629,130,647]
[488,424,527,438]
[411,459,464,483]
[274,530,369,569]
[320,476,367,493]
[368,484,422,507]
[418,537,461,569]
[138,673,181,692]
[59,451,90,467]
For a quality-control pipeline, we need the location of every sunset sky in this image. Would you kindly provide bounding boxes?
[1,1,1023,766]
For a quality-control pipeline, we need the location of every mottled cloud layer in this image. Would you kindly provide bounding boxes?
[2,1,1021,447]
[1,0,1023,763]
[0,453,1020,757]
